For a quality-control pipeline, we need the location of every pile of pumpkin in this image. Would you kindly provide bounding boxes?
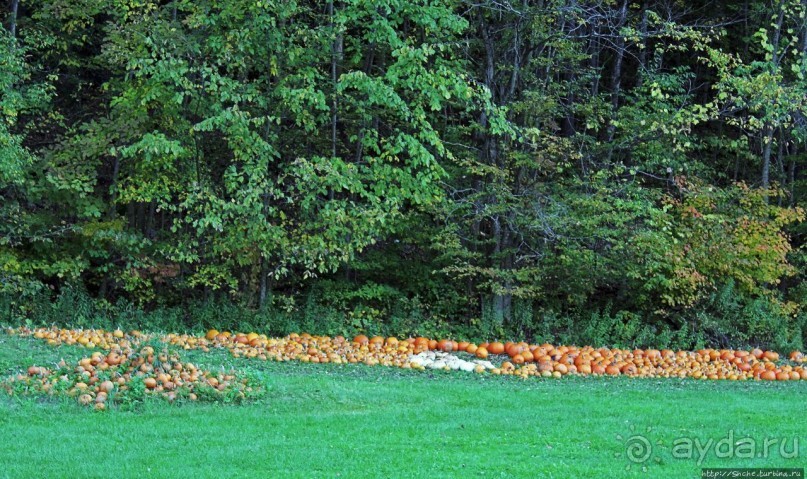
[188,331,807,381]
[2,341,261,410]
[471,342,807,380]
[7,327,807,382]
[28,327,149,349]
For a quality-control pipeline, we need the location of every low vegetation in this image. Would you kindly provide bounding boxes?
[0,331,803,478]
[3,327,804,414]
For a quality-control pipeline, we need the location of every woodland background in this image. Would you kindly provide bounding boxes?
[1,0,806,350]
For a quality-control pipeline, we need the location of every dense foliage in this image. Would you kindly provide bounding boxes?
[2,0,806,350]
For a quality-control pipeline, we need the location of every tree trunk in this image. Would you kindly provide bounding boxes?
[588,17,601,98]
[770,1,785,67]
[126,203,135,230]
[9,0,19,37]
[505,15,522,103]
[259,257,269,309]
[742,0,749,59]
[491,217,506,324]
[761,124,773,190]
[636,2,648,88]
[352,43,376,165]
[787,148,798,208]
[107,152,121,218]
[146,201,156,238]
[606,0,629,145]
[776,128,786,190]
[501,213,514,323]
[761,1,786,192]
[329,0,340,161]
[137,202,146,235]
[478,12,495,97]
[803,0,807,55]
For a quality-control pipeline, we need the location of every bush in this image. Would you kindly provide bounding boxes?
[1,281,802,352]
[688,281,803,351]
[525,307,697,350]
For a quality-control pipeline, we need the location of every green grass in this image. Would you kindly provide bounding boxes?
[0,334,804,478]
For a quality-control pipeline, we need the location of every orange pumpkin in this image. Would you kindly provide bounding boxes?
[488,342,505,355]
[505,343,523,357]
[763,351,780,362]
[760,370,777,381]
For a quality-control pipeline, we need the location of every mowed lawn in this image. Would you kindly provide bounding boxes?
[0,335,804,478]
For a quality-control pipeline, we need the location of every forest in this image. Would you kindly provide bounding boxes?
[1,0,806,351]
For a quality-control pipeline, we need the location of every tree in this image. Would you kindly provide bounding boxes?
[6,0,493,307]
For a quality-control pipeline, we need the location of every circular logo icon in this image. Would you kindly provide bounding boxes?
[625,434,653,463]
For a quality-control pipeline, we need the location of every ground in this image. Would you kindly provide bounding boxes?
[0,333,803,478]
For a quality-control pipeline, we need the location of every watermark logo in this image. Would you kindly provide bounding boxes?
[615,424,662,472]
[672,430,799,464]
[617,425,800,471]
[702,468,804,478]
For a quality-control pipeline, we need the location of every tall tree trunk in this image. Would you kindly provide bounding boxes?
[742,0,750,59]
[478,12,495,98]
[477,10,513,323]
[776,128,786,184]
[146,201,156,238]
[136,202,146,235]
[761,124,773,190]
[636,2,648,88]
[500,213,514,323]
[491,217,507,324]
[803,0,807,55]
[126,203,136,230]
[558,2,575,136]
[799,2,807,202]
[107,153,121,218]
[352,42,375,164]
[327,1,339,200]
[787,147,799,207]
[606,0,629,145]
[259,258,269,309]
[9,0,18,37]
[761,1,786,191]
[770,1,785,67]
[588,15,602,98]
[329,0,339,161]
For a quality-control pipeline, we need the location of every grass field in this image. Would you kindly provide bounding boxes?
[0,334,804,478]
